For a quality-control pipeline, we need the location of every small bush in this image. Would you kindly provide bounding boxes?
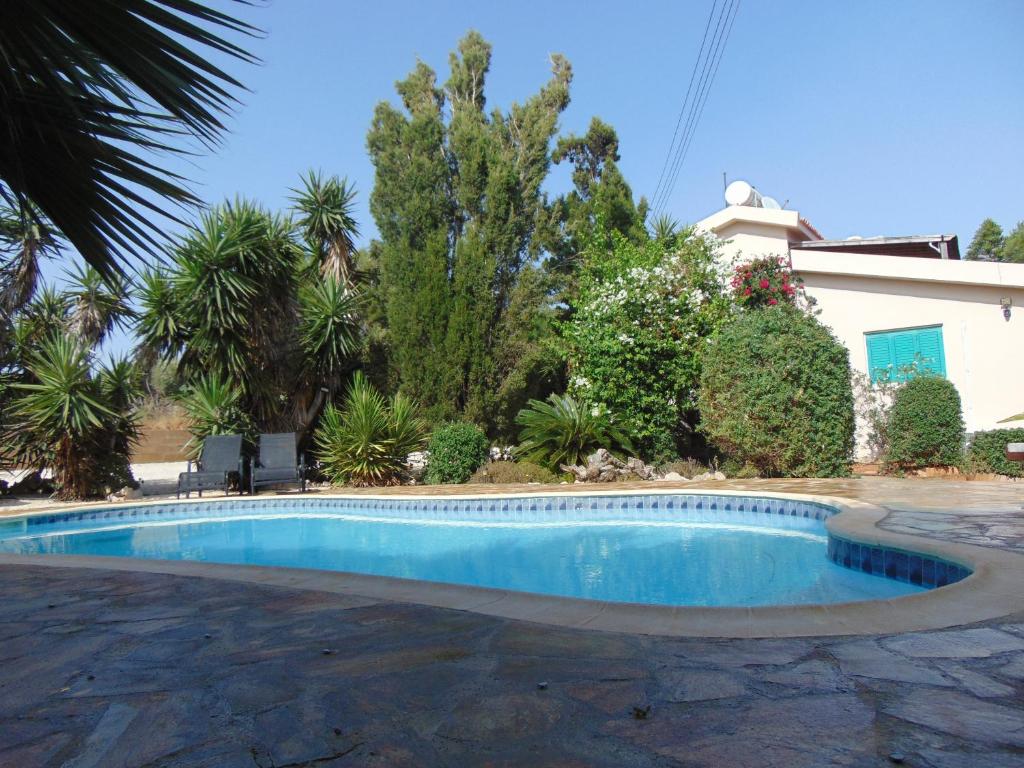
[658,458,708,478]
[966,428,1024,477]
[469,460,558,484]
[425,422,490,484]
[698,306,854,477]
[885,377,965,470]
[730,255,804,309]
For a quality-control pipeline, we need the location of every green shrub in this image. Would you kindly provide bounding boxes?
[424,422,490,484]
[469,460,558,484]
[966,428,1024,477]
[515,393,633,471]
[698,306,854,477]
[658,458,708,478]
[314,372,428,486]
[176,373,255,459]
[885,376,965,469]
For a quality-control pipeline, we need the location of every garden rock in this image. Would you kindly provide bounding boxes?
[405,451,429,480]
[561,449,658,483]
[659,471,688,482]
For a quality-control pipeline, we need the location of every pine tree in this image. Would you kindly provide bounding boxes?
[966,218,1004,260]
[1002,222,1024,264]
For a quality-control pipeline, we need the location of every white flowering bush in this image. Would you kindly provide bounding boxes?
[563,229,732,461]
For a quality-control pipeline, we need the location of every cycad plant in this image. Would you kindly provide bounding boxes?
[314,372,427,486]
[515,393,633,470]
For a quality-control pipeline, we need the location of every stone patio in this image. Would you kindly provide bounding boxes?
[1,477,1023,766]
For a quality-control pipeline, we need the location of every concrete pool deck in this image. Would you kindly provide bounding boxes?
[1,477,1023,765]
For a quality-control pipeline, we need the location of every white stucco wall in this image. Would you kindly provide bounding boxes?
[697,206,1024,460]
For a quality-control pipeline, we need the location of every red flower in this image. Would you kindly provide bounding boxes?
[744,287,752,296]
[759,278,770,289]
[768,298,778,306]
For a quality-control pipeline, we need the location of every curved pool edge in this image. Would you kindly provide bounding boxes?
[1,487,1022,638]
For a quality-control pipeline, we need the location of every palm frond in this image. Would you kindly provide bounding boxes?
[0,0,259,277]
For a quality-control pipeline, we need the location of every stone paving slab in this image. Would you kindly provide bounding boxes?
[0,565,1022,767]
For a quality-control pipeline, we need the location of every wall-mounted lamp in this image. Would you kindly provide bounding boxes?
[1001,297,1013,321]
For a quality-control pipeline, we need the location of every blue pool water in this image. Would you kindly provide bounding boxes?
[0,496,933,607]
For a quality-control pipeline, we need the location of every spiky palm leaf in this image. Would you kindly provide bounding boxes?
[176,373,254,459]
[313,372,427,486]
[64,264,134,346]
[515,393,633,470]
[291,171,360,286]
[0,204,62,314]
[299,277,361,383]
[0,1,259,278]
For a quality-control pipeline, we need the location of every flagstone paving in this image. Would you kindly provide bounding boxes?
[1,477,1023,766]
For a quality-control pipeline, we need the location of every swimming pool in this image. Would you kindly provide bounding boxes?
[0,494,968,607]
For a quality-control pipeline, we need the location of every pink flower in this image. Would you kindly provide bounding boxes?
[744,287,752,296]
[768,298,778,306]
[759,278,770,289]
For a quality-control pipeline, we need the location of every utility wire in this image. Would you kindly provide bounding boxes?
[649,0,718,210]
[652,0,741,216]
[657,0,741,215]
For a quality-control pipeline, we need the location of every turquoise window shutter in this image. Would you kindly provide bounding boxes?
[865,326,945,383]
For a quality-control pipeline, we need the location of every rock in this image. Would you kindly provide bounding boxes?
[882,628,1024,659]
[561,449,658,483]
[712,470,727,480]
[122,486,143,500]
[405,451,428,480]
[489,446,514,462]
[661,471,687,482]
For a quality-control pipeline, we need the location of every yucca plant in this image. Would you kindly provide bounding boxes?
[299,276,361,383]
[64,264,133,346]
[0,203,61,314]
[7,334,120,499]
[515,393,633,470]
[291,171,360,287]
[314,372,427,486]
[176,373,255,459]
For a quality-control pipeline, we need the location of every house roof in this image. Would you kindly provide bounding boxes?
[791,234,960,261]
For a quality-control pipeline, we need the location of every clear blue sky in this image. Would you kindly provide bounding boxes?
[47,0,1024,346]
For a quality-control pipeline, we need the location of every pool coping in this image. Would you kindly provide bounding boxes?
[0,488,1021,638]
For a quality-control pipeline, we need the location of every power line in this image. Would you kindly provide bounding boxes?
[649,0,718,210]
[652,0,741,216]
[653,0,738,215]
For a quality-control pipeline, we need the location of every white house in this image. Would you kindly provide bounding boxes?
[696,185,1024,460]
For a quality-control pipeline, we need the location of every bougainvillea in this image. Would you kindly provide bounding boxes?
[563,229,732,461]
[731,255,804,309]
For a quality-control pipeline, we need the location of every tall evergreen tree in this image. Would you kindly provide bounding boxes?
[540,117,648,278]
[966,218,1004,260]
[367,31,571,430]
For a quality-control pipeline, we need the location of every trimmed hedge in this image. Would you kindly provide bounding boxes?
[698,306,854,477]
[469,460,558,484]
[967,428,1024,477]
[424,422,490,484]
[885,376,965,469]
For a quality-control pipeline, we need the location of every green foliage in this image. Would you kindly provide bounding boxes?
[698,307,855,477]
[367,31,574,430]
[1003,221,1024,263]
[966,218,1004,260]
[541,117,648,281]
[564,230,732,461]
[966,428,1024,477]
[730,255,803,309]
[313,372,428,486]
[515,393,632,471]
[424,422,490,484]
[135,195,362,435]
[1,1,257,277]
[291,171,360,286]
[470,460,558,484]
[0,203,61,314]
[885,377,965,469]
[63,264,133,346]
[4,334,141,499]
[176,374,255,459]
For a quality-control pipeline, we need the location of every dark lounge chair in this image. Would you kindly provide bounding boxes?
[249,432,306,495]
[177,434,243,498]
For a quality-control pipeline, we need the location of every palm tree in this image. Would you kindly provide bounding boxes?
[292,171,361,287]
[0,1,258,278]
[0,204,61,314]
[64,265,134,346]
